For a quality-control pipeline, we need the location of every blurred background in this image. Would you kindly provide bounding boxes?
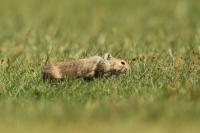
[0,0,200,133]
[1,0,200,58]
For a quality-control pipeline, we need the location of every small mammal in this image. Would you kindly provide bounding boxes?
[42,53,130,81]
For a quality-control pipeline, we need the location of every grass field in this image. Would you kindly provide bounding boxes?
[0,0,200,132]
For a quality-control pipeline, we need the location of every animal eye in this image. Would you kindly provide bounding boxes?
[121,61,125,65]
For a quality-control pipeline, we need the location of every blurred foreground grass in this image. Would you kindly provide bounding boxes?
[0,0,200,132]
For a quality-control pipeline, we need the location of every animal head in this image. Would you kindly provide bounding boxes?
[102,53,130,74]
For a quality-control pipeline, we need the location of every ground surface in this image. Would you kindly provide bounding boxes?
[0,0,200,132]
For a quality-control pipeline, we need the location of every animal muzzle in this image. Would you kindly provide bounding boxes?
[122,67,129,72]
[116,68,129,74]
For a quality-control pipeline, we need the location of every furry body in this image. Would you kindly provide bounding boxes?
[42,53,130,81]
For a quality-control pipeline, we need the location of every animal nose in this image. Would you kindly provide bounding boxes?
[127,64,130,70]
[125,66,131,72]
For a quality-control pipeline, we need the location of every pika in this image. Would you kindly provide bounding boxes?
[42,53,130,81]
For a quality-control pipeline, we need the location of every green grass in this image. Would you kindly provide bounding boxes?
[0,0,200,132]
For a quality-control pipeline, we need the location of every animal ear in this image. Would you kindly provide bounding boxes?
[103,53,112,61]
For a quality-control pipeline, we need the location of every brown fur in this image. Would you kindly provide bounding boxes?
[42,53,130,81]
